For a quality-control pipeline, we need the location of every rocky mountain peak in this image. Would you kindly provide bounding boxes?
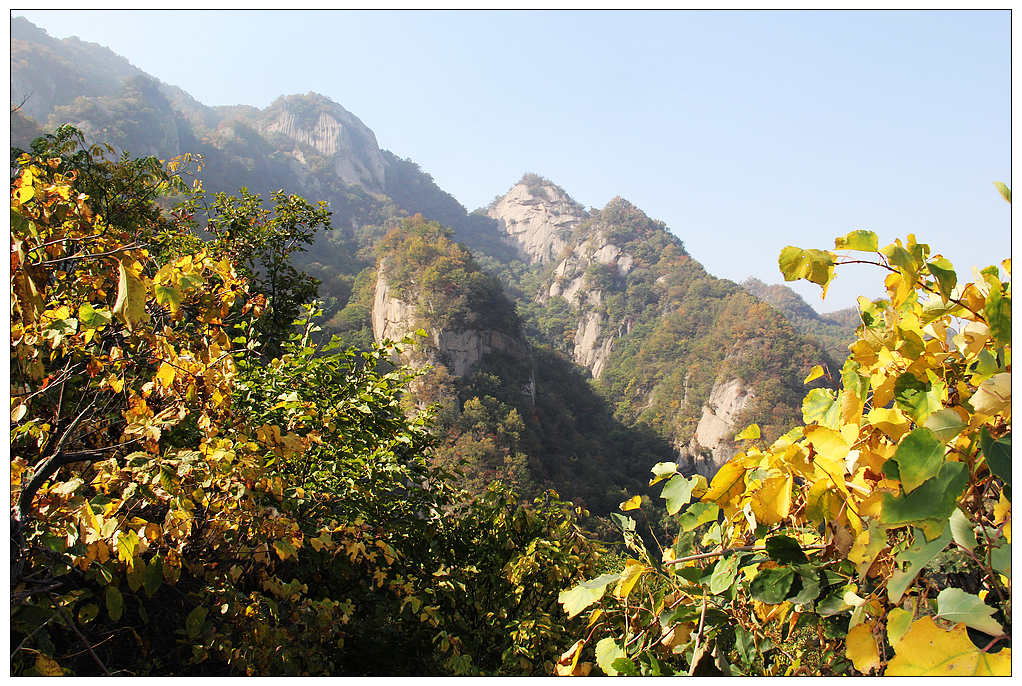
[258,93,387,192]
[486,174,587,264]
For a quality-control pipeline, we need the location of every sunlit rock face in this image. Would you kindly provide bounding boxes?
[371,263,527,378]
[260,94,387,192]
[486,178,586,264]
[677,378,756,478]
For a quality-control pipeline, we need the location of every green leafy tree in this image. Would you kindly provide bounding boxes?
[557,214,1011,676]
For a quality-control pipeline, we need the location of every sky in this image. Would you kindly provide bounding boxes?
[14,9,1011,311]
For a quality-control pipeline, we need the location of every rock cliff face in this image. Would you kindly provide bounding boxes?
[371,263,527,378]
[486,178,586,264]
[487,179,642,379]
[678,378,756,478]
[259,95,387,192]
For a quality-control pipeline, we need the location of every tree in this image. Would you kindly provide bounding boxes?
[557,214,1011,675]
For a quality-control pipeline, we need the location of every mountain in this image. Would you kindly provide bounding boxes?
[484,177,833,477]
[10,18,837,506]
[741,277,858,364]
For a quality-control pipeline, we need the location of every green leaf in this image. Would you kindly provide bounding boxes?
[709,554,740,595]
[893,372,941,423]
[980,428,1011,497]
[595,637,626,676]
[834,230,878,252]
[766,535,809,564]
[984,286,1011,346]
[77,603,99,624]
[880,462,968,539]
[611,657,640,676]
[105,586,124,622]
[886,607,913,646]
[990,540,1010,576]
[789,566,822,604]
[143,557,163,597]
[886,525,952,603]
[185,605,208,639]
[994,181,1011,203]
[949,509,977,550]
[78,302,113,328]
[926,258,957,303]
[558,573,619,618]
[153,282,183,314]
[891,428,945,494]
[677,502,719,532]
[802,388,841,428]
[750,566,795,604]
[935,588,1003,636]
[922,409,967,443]
[661,474,698,515]
[735,626,756,665]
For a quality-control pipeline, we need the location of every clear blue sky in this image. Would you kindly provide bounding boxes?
[15,10,1011,311]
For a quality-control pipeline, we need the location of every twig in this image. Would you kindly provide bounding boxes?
[53,603,111,676]
[688,595,707,676]
[665,543,826,566]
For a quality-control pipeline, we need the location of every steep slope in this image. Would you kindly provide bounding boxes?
[367,216,671,510]
[488,177,833,476]
[741,277,858,364]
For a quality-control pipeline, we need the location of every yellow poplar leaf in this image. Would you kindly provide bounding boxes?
[886,617,1011,676]
[993,491,1011,526]
[156,362,176,388]
[112,258,149,332]
[804,365,825,384]
[619,495,641,511]
[867,407,911,442]
[614,559,646,600]
[846,622,880,673]
[703,461,746,505]
[736,423,761,441]
[34,654,63,676]
[750,473,792,526]
[587,607,604,628]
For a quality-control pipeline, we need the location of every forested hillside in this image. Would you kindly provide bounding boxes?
[9,17,1011,678]
[11,18,840,489]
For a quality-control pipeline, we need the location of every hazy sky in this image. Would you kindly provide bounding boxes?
[15,10,1011,311]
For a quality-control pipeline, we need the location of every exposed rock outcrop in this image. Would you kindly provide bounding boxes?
[486,177,586,264]
[259,94,387,192]
[371,264,527,378]
[678,378,756,478]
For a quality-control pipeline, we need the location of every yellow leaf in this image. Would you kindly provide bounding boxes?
[156,362,176,388]
[804,365,825,384]
[34,654,63,676]
[736,423,761,441]
[750,473,792,526]
[112,258,149,332]
[846,622,880,673]
[703,461,746,507]
[993,491,1010,526]
[886,617,1011,675]
[866,407,911,442]
[614,559,646,600]
[619,495,641,511]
